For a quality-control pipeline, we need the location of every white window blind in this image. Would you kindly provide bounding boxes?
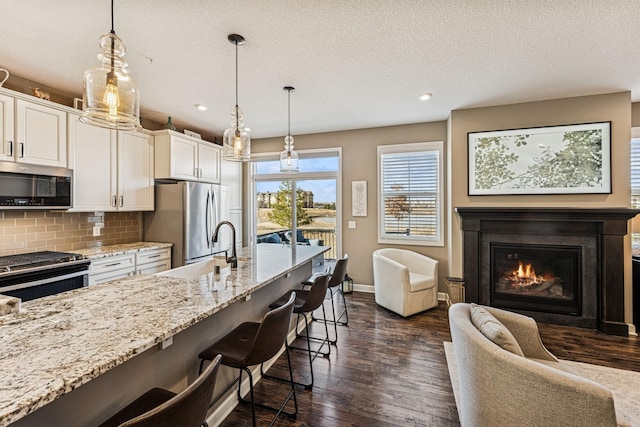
[631,137,640,208]
[377,141,443,246]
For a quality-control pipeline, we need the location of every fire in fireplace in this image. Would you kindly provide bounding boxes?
[491,244,581,316]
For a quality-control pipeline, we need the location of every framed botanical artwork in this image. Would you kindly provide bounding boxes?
[352,180,367,216]
[468,122,611,195]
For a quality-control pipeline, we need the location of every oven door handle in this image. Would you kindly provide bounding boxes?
[0,270,88,293]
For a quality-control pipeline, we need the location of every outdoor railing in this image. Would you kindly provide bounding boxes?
[257,228,337,260]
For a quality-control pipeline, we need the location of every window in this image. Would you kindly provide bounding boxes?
[377,141,444,246]
[632,129,640,208]
[251,148,342,260]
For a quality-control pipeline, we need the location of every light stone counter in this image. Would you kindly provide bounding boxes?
[0,243,328,427]
[74,242,173,259]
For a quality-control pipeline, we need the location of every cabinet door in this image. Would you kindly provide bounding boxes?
[15,99,67,167]
[220,158,242,209]
[0,94,14,161]
[198,142,221,183]
[67,114,117,211]
[170,135,198,180]
[228,209,243,250]
[118,131,154,211]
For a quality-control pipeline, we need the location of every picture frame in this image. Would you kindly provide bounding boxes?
[467,122,611,195]
[352,180,367,216]
[73,98,83,110]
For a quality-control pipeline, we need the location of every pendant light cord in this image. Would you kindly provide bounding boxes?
[287,89,291,137]
[108,0,116,85]
[110,0,115,34]
[235,41,240,129]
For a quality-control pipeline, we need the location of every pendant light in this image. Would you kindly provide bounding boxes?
[81,0,141,130]
[222,34,251,162]
[280,86,299,173]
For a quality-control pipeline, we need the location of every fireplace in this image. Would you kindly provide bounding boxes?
[491,243,581,316]
[456,208,639,336]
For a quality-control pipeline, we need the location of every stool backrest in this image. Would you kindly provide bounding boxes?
[121,354,222,427]
[328,255,349,289]
[247,292,296,366]
[297,273,330,313]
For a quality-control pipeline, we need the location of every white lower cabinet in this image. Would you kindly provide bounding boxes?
[88,254,136,285]
[136,248,171,275]
[88,248,172,285]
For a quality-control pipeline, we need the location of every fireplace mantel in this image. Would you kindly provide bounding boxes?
[456,207,640,336]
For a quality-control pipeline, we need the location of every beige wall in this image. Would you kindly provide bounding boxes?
[252,122,448,287]
[0,211,141,256]
[448,91,633,323]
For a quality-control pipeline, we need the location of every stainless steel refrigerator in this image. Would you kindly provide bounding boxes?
[143,181,231,268]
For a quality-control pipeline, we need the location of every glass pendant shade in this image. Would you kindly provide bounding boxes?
[222,34,251,162]
[280,135,299,173]
[222,106,251,161]
[280,86,298,173]
[81,31,141,130]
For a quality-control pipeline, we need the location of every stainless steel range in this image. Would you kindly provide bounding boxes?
[0,251,90,301]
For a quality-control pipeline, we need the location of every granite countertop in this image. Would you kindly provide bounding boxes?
[0,244,328,427]
[74,242,173,259]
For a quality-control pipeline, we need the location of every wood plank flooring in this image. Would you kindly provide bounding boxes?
[219,292,640,426]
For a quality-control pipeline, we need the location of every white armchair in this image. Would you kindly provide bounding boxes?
[372,248,439,317]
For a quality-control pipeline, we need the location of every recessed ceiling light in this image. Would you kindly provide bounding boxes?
[418,92,432,101]
[195,104,208,111]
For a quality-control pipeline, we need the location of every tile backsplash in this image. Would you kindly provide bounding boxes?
[0,211,141,256]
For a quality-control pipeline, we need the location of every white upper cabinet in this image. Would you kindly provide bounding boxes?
[0,94,15,161]
[198,141,221,183]
[68,114,117,211]
[15,98,67,167]
[68,114,154,211]
[0,90,67,168]
[154,130,221,183]
[118,131,154,211]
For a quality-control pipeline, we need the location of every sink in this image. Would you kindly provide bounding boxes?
[156,258,229,280]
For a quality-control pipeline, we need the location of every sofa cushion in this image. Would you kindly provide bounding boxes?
[408,272,435,292]
[470,303,525,357]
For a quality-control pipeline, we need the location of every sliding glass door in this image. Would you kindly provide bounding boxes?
[252,149,341,260]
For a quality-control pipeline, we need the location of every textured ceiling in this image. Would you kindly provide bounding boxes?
[1,0,640,139]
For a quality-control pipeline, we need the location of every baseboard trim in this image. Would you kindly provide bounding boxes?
[353,283,374,293]
[628,323,637,337]
[205,314,309,426]
[350,285,449,303]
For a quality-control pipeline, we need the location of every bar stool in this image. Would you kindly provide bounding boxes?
[198,293,297,427]
[98,354,222,427]
[304,255,350,344]
[264,273,331,390]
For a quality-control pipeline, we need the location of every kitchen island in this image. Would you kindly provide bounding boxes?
[0,243,328,427]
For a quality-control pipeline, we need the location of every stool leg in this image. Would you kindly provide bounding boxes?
[329,289,339,343]
[244,367,257,427]
[337,287,349,325]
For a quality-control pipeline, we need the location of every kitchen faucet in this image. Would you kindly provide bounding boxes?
[212,221,237,269]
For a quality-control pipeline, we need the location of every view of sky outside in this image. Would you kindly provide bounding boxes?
[255,157,338,202]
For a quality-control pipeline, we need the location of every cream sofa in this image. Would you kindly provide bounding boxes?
[447,303,640,427]
[372,248,438,317]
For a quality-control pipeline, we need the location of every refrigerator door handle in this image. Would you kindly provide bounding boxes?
[205,190,211,248]
[211,186,218,228]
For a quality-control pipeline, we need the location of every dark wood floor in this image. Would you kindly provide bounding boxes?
[219,292,640,427]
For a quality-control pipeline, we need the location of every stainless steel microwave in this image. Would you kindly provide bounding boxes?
[0,162,72,209]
